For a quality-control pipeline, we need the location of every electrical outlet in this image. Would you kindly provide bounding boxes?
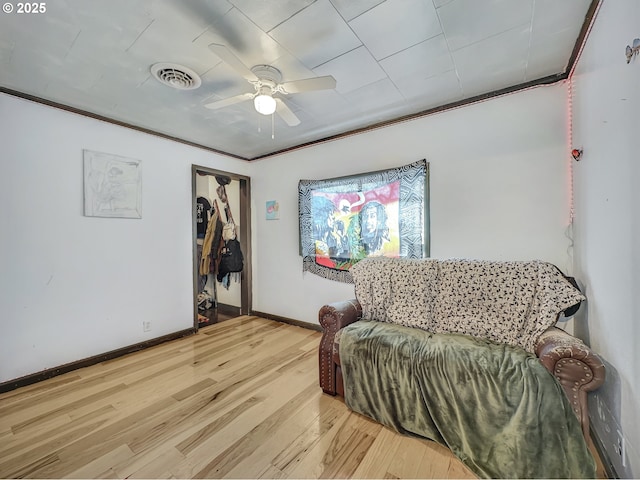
[615,432,623,455]
[589,393,628,476]
[143,321,152,332]
[615,431,627,468]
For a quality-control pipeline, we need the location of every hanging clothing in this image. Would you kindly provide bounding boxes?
[196,243,207,292]
[215,184,244,287]
[196,196,212,238]
[211,212,225,274]
[199,201,223,276]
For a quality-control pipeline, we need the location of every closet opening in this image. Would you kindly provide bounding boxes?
[192,165,251,329]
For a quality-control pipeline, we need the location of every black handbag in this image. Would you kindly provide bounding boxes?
[217,238,244,281]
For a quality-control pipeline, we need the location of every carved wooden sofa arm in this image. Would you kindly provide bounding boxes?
[536,326,606,438]
[318,301,606,439]
[318,300,361,395]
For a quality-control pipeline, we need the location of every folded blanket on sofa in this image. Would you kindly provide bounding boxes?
[340,320,596,479]
[350,258,585,353]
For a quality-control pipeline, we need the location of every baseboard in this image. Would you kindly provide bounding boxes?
[0,328,196,394]
[217,302,241,317]
[591,423,619,479]
[251,310,323,332]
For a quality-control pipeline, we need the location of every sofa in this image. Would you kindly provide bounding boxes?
[318,257,605,478]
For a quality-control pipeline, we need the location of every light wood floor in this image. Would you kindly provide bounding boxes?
[0,316,602,479]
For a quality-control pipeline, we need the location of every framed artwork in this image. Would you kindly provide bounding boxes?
[298,159,429,283]
[83,149,142,218]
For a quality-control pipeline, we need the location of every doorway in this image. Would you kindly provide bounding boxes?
[192,165,251,329]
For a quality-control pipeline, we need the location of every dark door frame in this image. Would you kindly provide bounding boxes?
[191,165,252,330]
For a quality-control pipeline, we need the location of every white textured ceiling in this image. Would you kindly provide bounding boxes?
[0,0,595,160]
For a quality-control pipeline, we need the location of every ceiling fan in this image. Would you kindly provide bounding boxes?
[204,43,337,126]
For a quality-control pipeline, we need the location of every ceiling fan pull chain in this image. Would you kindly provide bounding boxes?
[271,113,275,140]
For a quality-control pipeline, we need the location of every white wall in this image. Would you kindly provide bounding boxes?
[0,93,249,383]
[251,84,574,324]
[571,0,639,476]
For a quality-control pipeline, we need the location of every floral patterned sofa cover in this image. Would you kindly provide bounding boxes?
[318,258,605,477]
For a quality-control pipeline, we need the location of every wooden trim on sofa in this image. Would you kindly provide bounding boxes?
[0,328,195,394]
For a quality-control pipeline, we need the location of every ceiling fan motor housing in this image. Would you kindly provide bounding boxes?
[251,65,286,96]
[251,65,283,85]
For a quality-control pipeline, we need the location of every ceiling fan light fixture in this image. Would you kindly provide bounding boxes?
[254,94,276,115]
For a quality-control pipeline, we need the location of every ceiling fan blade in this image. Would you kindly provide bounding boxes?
[208,43,259,82]
[204,92,254,110]
[279,75,336,94]
[275,97,301,126]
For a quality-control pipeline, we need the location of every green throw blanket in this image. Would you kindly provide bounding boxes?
[340,321,596,479]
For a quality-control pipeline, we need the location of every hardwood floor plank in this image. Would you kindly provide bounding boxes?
[20,396,179,478]
[284,406,367,479]
[319,428,377,478]
[386,436,428,479]
[191,383,320,479]
[123,364,281,460]
[351,427,402,478]
[171,356,318,478]
[205,329,317,382]
[0,374,110,430]
[219,386,332,478]
[107,364,207,415]
[270,393,346,473]
[171,378,218,402]
[4,452,60,479]
[257,464,286,479]
[0,405,115,467]
[65,444,135,479]
[0,374,82,408]
[8,383,128,435]
[174,397,261,456]
[124,446,185,479]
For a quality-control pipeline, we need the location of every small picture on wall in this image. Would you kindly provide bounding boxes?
[266,200,279,220]
[83,149,142,218]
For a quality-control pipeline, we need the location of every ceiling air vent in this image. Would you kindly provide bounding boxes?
[150,63,202,90]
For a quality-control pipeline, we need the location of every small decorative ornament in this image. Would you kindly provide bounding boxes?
[626,38,640,64]
[571,148,583,161]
